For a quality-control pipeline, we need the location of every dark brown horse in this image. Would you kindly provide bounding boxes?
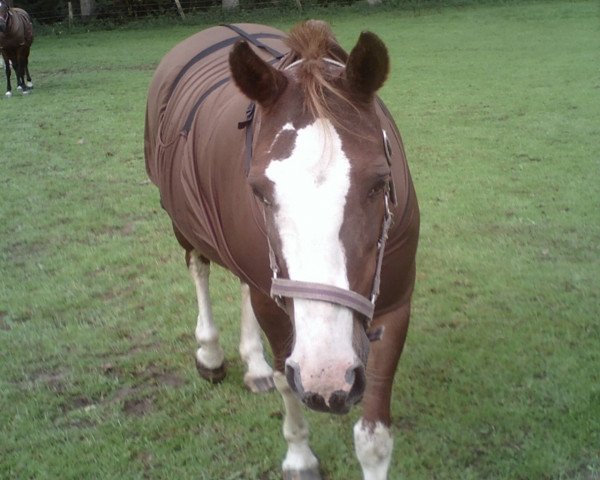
[0,0,33,97]
[145,21,419,479]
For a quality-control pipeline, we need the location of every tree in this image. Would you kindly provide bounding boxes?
[222,0,239,9]
[80,0,96,18]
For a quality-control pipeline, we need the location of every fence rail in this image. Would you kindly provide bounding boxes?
[14,0,313,24]
[12,0,417,24]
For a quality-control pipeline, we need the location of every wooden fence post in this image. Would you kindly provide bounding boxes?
[174,0,185,19]
[68,2,74,27]
[80,0,96,20]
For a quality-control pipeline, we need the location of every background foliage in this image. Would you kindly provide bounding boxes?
[12,0,560,24]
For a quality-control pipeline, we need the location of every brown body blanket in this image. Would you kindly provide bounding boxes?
[144,24,419,312]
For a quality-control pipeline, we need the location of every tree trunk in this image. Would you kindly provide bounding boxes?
[222,0,239,10]
[80,0,96,19]
[174,0,185,19]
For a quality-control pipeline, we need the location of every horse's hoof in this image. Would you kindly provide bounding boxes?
[195,358,226,384]
[26,81,33,88]
[244,374,275,393]
[4,91,11,97]
[283,468,322,480]
[22,90,30,96]
[16,85,22,91]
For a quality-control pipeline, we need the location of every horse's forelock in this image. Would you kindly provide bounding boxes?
[285,20,339,62]
[284,21,354,125]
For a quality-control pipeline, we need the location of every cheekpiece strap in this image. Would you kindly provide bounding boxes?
[238,102,256,176]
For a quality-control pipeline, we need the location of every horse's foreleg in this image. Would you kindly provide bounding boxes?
[275,372,321,480]
[188,251,226,382]
[354,302,411,480]
[239,282,274,393]
[13,56,23,91]
[3,57,11,97]
[23,47,32,88]
[248,288,319,478]
[12,48,30,94]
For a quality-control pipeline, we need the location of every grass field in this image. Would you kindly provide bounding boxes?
[1,1,599,478]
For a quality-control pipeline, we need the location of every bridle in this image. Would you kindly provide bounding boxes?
[238,60,397,335]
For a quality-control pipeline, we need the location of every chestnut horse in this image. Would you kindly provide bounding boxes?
[145,21,419,479]
[0,0,33,97]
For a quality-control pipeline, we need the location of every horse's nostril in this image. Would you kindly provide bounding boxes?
[346,363,366,405]
[303,391,328,412]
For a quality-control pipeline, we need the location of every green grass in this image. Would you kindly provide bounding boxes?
[1,1,599,478]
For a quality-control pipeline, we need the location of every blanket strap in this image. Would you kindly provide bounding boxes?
[221,23,286,60]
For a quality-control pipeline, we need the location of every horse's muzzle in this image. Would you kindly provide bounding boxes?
[285,361,366,414]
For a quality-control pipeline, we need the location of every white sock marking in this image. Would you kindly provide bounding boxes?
[239,282,273,384]
[189,253,224,369]
[274,372,319,472]
[354,419,393,480]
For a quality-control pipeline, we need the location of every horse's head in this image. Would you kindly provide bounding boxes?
[0,2,9,33]
[0,1,10,32]
[230,21,392,414]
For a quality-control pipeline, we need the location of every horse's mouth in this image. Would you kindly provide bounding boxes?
[286,360,366,415]
[301,388,363,415]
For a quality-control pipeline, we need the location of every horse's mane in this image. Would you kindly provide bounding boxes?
[284,21,354,122]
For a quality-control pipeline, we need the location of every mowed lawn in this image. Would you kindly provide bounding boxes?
[1,1,598,479]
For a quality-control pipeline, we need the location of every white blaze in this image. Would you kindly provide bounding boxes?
[266,118,357,397]
[266,118,351,286]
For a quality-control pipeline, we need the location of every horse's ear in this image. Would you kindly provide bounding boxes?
[346,32,389,101]
[229,41,288,108]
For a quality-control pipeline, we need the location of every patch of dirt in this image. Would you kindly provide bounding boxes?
[92,284,137,302]
[564,461,600,480]
[2,309,33,325]
[110,385,142,402]
[5,239,47,259]
[61,395,94,413]
[30,370,69,393]
[59,417,98,429]
[143,365,185,388]
[123,396,154,416]
[102,362,185,417]
[132,450,155,469]
[124,362,186,389]
[0,311,10,331]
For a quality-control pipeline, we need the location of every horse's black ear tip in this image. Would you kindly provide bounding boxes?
[230,40,249,59]
[358,31,379,45]
[347,30,389,98]
[358,31,388,57]
[359,30,375,41]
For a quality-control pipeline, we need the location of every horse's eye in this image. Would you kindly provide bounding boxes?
[368,179,389,199]
[252,187,272,206]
